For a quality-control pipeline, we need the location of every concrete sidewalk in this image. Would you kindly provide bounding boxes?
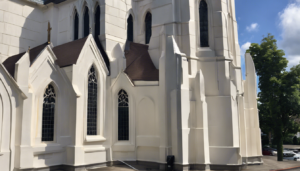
[244,156,300,171]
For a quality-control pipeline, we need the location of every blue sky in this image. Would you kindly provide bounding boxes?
[235,0,300,81]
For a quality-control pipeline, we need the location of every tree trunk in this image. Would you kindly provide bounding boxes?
[277,126,283,161]
[269,131,272,146]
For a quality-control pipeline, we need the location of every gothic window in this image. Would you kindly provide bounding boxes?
[84,6,90,37]
[118,90,129,141]
[42,84,56,142]
[74,10,79,40]
[127,14,133,42]
[199,0,209,47]
[87,66,98,135]
[94,5,100,42]
[145,12,152,44]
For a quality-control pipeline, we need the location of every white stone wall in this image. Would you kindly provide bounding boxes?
[0,64,25,171]
[0,0,263,170]
[0,0,47,62]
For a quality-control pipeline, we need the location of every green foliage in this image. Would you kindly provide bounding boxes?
[283,136,293,145]
[293,136,298,145]
[246,34,300,161]
[261,134,269,146]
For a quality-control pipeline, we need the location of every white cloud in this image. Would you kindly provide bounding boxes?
[279,0,300,68]
[241,42,251,55]
[246,23,258,32]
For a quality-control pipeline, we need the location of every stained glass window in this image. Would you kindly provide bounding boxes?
[118,90,129,141]
[87,66,98,135]
[127,14,133,42]
[74,10,79,40]
[145,12,152,44]
[199,0,209,47]
[42,84,56,142]
[94,5,100,41]
[84,6,90,37]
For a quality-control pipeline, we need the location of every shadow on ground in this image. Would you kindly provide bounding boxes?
[88,156,300,171]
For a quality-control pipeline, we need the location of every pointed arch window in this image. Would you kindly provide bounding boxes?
[87,66,98,135]
[74,10,79,40]
[94,5,100,42]
[42,84,56,142]
[199,0,209,47]
[118,90,129,141]
[145,12,152,44]
[84,6,90,37]
[127,14,133,42]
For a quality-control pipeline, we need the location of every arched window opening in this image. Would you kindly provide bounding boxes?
[199,0,209,47]
[84,6,90,37]
[92,5,110,74]
[127,14,133,42]
[94,5,100,42]
[87,66,98,135]
[118,90,129,141]
[74,10,79,40]
[42,84,56,142]
[145,12,152,44]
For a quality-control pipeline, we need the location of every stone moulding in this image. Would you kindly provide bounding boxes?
[16,160,254,171]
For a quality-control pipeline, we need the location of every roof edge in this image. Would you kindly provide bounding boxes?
[0,64,28,99]
[24,0,66,5]
[86,34,109,75]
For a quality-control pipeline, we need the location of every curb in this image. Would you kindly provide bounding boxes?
[270,166,300,171]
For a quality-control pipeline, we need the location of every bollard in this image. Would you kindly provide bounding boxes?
[166,155,175,171]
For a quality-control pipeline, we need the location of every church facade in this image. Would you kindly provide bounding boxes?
[0,0,262,170]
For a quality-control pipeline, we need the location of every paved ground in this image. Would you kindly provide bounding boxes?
[89,156,300,171]
[244,156,300,171]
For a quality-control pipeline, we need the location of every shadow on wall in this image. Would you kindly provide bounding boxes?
[5,0,68,169]
[0,0,47,62]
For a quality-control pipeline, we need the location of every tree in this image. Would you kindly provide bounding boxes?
[247,34,300,161]
[293,136,298,145]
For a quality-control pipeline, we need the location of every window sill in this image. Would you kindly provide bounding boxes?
[133,81,159,86]
[196,47,215,57]
[85,135,106,142]
[33,143,63,155]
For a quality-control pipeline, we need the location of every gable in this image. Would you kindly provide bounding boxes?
[2,43,48,79]
[74,35,109,75]
[28,46,75,96]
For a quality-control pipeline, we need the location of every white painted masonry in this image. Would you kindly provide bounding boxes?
[0,0,262,170]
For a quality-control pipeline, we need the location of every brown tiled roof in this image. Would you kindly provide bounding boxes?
[29,43,49,65]
[2,42,48,78]
[52,37,88,67]
[124,42,159,81]
[2,52,26,78]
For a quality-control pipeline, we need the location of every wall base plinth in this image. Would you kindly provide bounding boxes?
[15,160,248,171]
[242,156,263,165]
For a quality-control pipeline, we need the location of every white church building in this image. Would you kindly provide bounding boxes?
[0,0,262,170]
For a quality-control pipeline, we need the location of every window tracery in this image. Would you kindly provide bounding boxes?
[87,66,98,135]
[118,90,129,141]
[42,84,56,142]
